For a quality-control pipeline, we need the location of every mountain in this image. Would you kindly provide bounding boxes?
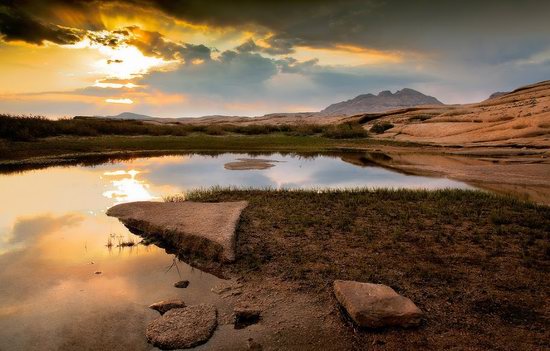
[106,112,160,120]
[488,91,509,99]
[319,88,444,116]
[349,80,550,148]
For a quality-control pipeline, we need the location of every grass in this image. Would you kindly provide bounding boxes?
[0,114,367,141]
[0,133,420,171]
[170,187,550,350]
[106,233,138,249]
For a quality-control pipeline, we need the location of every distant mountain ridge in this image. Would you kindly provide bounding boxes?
[84,88,444,121]
[107,112,158,120]
[319,88,444,116]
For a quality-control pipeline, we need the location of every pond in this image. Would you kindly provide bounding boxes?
[0,152,472,350]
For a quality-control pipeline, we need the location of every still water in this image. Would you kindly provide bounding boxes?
[0,153,472,350]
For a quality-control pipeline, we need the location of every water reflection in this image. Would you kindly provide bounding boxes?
[0,152,473,350]
[102,169,158,204]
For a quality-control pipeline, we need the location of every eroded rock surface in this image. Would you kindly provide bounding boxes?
[333,280,423,328]
[106,201,248,261]
[146,304,217,349]
[149,299,186,315]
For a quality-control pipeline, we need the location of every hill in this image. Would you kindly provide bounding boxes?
[349,80,550,147]
[319,88,444,116]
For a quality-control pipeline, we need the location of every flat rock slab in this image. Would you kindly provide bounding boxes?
[334,280,423,328]
[146,304,217,349]
[224,158,279,170]
[106,201,248,262]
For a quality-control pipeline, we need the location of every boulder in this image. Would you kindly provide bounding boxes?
[146,304,217,349]
[333,280,422,328]
[106,201,248,262]
[234,305,261,328]
[149,299,186,315]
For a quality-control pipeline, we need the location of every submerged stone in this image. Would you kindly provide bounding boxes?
[224,158,279,170]
[174,280,190,288]
[333,280,423,328]
[146,304,218,349]
[149,299,187,315]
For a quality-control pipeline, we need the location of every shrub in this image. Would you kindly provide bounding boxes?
[370,122,394,134]
[322,123,369,139]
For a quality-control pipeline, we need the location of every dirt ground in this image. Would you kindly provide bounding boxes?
[176,189,550,351]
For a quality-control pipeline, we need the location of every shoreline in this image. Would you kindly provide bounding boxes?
[2,134,549,204]
[140,188,549,350]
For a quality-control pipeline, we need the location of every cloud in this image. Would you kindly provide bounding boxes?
[0,6,84,45]
[143,50,278,98]
[8,214,83,245]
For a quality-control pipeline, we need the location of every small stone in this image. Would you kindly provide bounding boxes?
[247,337,263,350]
[174,280,189,288]
[94,271,102,275]
[333,280,423,328]
[234,305,261,329]
[149,299,187,315]
[146,304,217,350]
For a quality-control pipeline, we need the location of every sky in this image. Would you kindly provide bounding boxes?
[0,0,549,118]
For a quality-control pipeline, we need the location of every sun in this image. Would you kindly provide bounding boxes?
[94,44,170,80]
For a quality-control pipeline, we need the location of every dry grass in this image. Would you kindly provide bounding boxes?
[176,188,550,350]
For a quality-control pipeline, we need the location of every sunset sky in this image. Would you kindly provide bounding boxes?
[0,0,549,118]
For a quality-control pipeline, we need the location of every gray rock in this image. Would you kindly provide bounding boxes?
[146,304,218,349]
[333,280,423,328]
[149,299,186,315]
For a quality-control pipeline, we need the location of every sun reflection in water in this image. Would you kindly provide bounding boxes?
[102,169,158,204]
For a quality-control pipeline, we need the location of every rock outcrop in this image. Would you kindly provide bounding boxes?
[146,304,217,349]
[320,88,443,116]
[106,201,248,262]
[333,280,423,328]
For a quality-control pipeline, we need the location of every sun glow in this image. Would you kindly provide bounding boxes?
[105,98,133,104]
[94,80,140,89]
[95,45,169,80]
[102,169,157,203]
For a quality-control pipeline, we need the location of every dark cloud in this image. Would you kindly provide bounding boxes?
[2,1,549,63]
[0,6,84,45]
[235,39,260,54]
